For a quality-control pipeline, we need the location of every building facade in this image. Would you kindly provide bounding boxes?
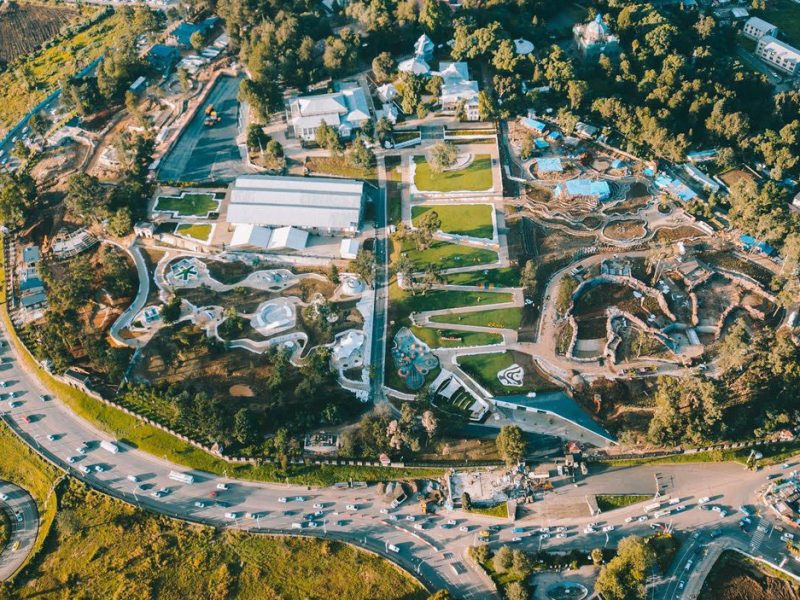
[742,16,778,41]
[756,35,800,76]
[288,87,371,142]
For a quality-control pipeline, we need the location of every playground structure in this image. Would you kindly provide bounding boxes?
[391,327,439,390]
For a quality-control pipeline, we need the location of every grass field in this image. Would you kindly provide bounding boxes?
[756,0,800,47]
[457,351,558,397]
[413,154,493,192]
[468,502,508,518]
[410,326,503,348]
[10,480,426,600]
[403,239,498,270]
[596,494,652,512]
[445,267,520,288]
[430,307,522,329]
[391,286,511,321]
[0,10,124,135]
[175,223,212,242]
[411,204,494,239]
[155,193,219,217]
[385,155,403,226]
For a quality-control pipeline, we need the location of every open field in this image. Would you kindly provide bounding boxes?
[413,154,493,192]
[306,155,378,184]
[457,351,559,396]
[0,10,123,136]
[430,307,522,329]
[595,494,651,512]
[700,549,800,600]
[410,326,503,348]
[403,239,498,270]
[390,286,512,325]
[9,478,426,600]
[0,1,82,65]
[412,204,494,239]
[154,193,220,217]
[175,223,212,242]
[444,267,520,288]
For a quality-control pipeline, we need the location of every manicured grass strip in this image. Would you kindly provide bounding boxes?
[467,502,508,518]
[175,223,212,242]
[412,204,494,239]
[410,326,502,349]
[391,287,512,324]
[413,154,494,192]
[445,267,520,288]
[457,351,560,397]
[596,494,652,512]
[155,194,219,217]
[430,307,522,329]
[404,239,498,270]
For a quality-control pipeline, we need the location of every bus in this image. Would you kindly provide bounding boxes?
[168,470,195,485]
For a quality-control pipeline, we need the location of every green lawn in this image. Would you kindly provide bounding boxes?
[403,239,498,270]
[410,326,503,348]
[596,494,652,512]
[155,193,219,217]
[757,0,800,47]
[430,307,522,329]
[413,154,494,192]
[385,155,403,226]
[468,502,508,519]
[457,351,559,397]
[175,223,212,242]
[411,204,494,239]
[445,267,520,288]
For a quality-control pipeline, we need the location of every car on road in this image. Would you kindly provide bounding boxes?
[637,515,648,521]
[757,524,768,533]
[313,510,323,518]
[513,527,525,534]
[459,525,469,532]
[346,504,358,511]
[0,493,8,501]
[782,532,795,542]
[39,395,49,402]
[194,501,207,508]
[278,497,287,503]
[718,510,727,518]
[21,415,31,424]
[336,520,347,526]
[216,483,229,491]
[127,475,139,483]
[379,508,389,514]
[46,434,57,442]
[79,465,91,474]
[0,381,7,387]
[224,512,239,520]
[625,516,635,523]
[556,533,567,538]
[158,488,171,497]
[698,496,710,504]
[67,456,78,464]
[685,559,693,571]
[602,525,615,532]
[538,527,550,533]
[15,512,22,523]
[308,521,320,528]
[584,526,596,534]
[313,503,323,509]
[414,523,424,530]
[447,519,457,526]
[678,580,686,590]
[76,445,88,455]
[295,496,306,502]
[94,465,105,473]
[540,533,551,539]
[8,400,21,408]
[387,543,400,553]
[740,518,751,527]
[388,514,398,521]
[405,515,416,522]
[511,537,522,543]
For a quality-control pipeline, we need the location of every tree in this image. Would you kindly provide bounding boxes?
[496,425,527,466]
[161,296,182,324]
[350,248,375,285]
[347,135,375,169]
[419,0,448,38]
[315,120,343,154]
[11,139,30,161]
[0,171,36,227]
[716,318,751,375]
[233,408,257,446]
[469,544,489,564]
[415,209,441,250]
[190,30,207,52]
[372,52,396,83]
[520,260,538,297]
[247,124,270,152]
[323,30,359,76]
[477,90,496,121]
[493,545,513,572]
[591,548,604,566]
[328,263,340,284]
[375,117,393,144]
[511,549,533,579]
[177,67,191,93]
[461,491,472,510]
[492,39,519,73]
[567,80,589,110]
[65,173,107,222]
[28,111,51,140]
[421,410,438,440]
[428,142,457,175]
[107,207,133,236]
[505,582,529,600]
[427,591,453,600]
[594,536,655,600]
[647,377,722,445]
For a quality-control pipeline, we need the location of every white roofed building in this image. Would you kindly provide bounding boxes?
[288,87,371,142]
[414,34,435,61]
[756,35,800,76]
[742,16,778,41]
[438,62,480,121]
[573,14,620,59]
[398,56,431,76]
[227,175,366,236]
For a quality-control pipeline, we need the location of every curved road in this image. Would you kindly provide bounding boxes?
[3,321,800,597]
[0,481,38,581]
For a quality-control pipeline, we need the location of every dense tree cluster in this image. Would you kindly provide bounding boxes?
[594,536,656,600]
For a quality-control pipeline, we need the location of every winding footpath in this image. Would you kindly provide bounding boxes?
[0,481,38,581]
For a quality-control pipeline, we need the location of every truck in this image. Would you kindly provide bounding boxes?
[387,544,400,553]
[291,522,307,530]
[168,470,195,485]
[100,441,120,454]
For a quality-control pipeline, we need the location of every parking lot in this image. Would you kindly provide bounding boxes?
[158,73,249,184]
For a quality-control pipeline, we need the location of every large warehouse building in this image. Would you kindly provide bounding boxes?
[226,175,366,236]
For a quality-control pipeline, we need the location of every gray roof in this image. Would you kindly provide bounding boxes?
[21,291,46,308]
[227,175,365,231]
[22,246,40,264]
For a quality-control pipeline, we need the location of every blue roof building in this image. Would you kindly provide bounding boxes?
[557,179,611,201]
[521,117,546,132]
[536,157,563,173]
[534,138,550,149]
[148,44,181,74]
[170,17,220,48]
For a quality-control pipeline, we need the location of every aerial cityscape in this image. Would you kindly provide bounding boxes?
[1,0,800,598]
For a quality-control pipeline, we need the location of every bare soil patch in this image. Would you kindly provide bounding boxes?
[700,550,800,600]
[0,1,80,64]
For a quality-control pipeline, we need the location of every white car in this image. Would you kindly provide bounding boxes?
[602,525,615,532]
[459,525,469,532]
[76,446,87,455]
[224,512,239,520]
[8,401,21,408]
[0,493,8,501]
[538,527,550,533]
[127,475,139,483]
[625,516,635,523]
[94,465,105,473]
[782,532,795,541]
[511,536,522,542]
[79,465,91,474]
[278,497,288,503]
[346,504,358,511]
[406,515,416,522]
[46,434,56,441]
[698,496,710,504]
[308,521,319,528]
[313,503,323,509]
[388,515,398,521]
[711,506,722,513]
[67,456,78,464]
[379,508,389,514]
[556,532,567,538]
[638,515,648,522]
[555,526,566,532]
[295,496,306,502]
[414,523,423,530]
[216,483,229,491]
[540,533,551,539]
[584,526,596,534]
[447,519,457,526]
[194,501,207,508]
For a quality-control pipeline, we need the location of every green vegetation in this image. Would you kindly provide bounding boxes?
[403,239,498,271]
[391,287,512,324]
[10,479,426,600]
[413,154,493,192]
[0,11,126,133]
[154,194,219,217]
[431,307,522,330]
[175,223,212,242]
[756,0,800,47]
[385,155,403,226]
[410,326,502,349]
[0,509,9,552]
[458,352,558,398]
[306,155,377,184]
[445,267,520,288]
[595,536,655,600]
[468,502,508,518]
[412,204,494,239]
[596,494,652,512]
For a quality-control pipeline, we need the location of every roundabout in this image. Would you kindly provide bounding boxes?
[0,480,38,581]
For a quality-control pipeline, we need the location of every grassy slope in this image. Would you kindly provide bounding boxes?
[756,0,800,47]
[412,204,494,239]
[0,11,123,134]
[403,239,498,270]
[444,267,520,288]
[430,307,522,329]
[175,223,212,242]
[413,155,493,192]
[410,326,503,349]
[1,308,442,486]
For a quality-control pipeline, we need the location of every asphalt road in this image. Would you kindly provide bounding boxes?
[157,73,247,183]
[370,158,389,403]
[3,320,800,597]
[0,480,38,581]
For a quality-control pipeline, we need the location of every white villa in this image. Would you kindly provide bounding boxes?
[742,16,778,41]
[439,61,480,121]
[288,86,371,142]
[398,33,435,76]
[573,14,620,59]
[756,35,800,76]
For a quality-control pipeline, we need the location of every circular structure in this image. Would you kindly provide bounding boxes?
[342,276,365,295]
[546,582,589,600]
[254,301,295,332]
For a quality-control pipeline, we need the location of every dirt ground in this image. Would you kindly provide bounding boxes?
[700,550,800,600]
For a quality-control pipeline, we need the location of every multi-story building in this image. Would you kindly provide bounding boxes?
[742,16,778,41]
[573,14,620,59]
[287,86,371,142]
[756,35,800,76]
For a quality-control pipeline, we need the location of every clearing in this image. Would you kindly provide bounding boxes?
[154,193,220,217]
[0,1,82,65]
[402,239,498,270]
[413,154,493,192]
[411,204,494,239]
[457,351,559,396]
[411,326,502,348]
[175,223,213,243]
[430,307,522,329]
